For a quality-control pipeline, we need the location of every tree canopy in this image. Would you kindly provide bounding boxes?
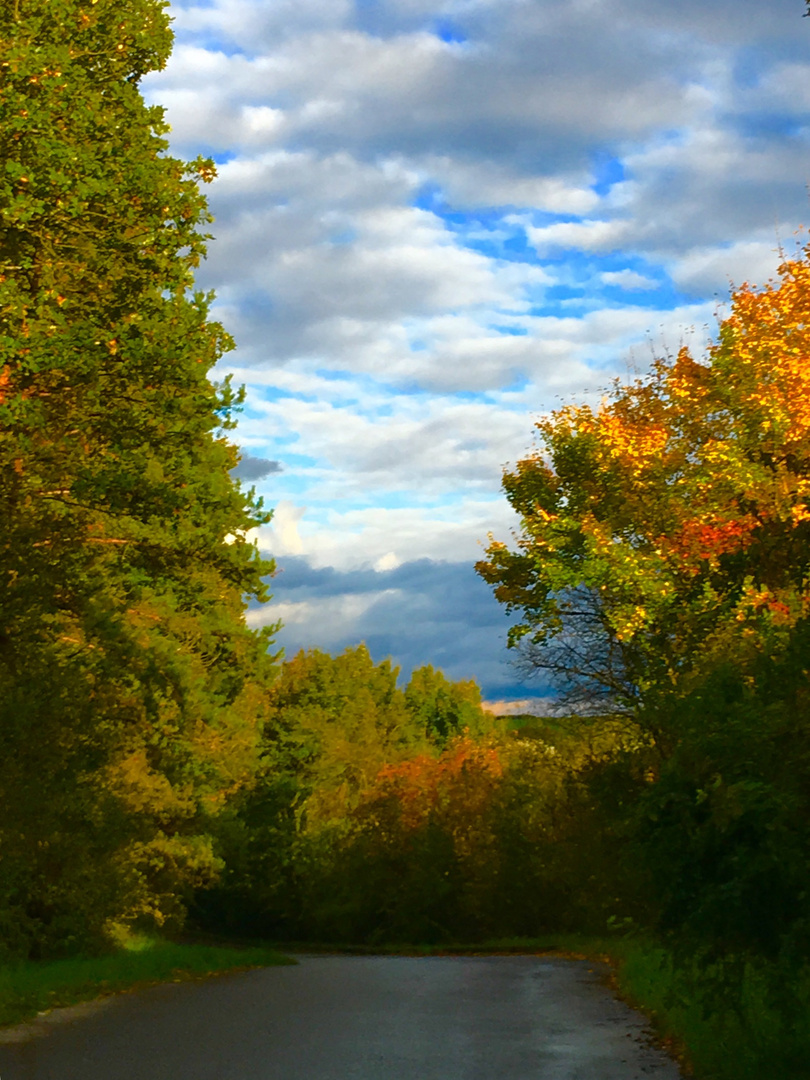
[0,0,276,956]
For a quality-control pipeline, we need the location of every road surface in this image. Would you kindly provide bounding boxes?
[0,954,682,1079]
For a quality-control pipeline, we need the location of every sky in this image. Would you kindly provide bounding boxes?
[144,0,810,700]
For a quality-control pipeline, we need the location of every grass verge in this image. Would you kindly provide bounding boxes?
[10,930,806,1078]
[0,939,294,1029]
[605,938,810,1080]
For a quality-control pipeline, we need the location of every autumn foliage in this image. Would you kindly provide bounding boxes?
[477,245,810,710]
[4,21,810,1076]
[369,738,503,833]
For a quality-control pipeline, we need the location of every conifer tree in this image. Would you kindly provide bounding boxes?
[0,0,276,955]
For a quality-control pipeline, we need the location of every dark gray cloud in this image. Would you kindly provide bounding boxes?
[231,453,283,480]
[257,555,549,698]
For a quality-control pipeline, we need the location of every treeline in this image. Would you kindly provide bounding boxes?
[192,644,647,946]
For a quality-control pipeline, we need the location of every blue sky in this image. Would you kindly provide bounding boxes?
[145,0,810,703]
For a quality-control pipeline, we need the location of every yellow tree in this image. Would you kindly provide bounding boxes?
[476,244,810,722]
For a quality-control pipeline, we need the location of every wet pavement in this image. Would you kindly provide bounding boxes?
[0,954,683,1079]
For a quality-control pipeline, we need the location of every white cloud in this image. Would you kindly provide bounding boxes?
[669,238,787,295]
[255,499,521,570]
[601,269,658,291]
[263,500,306,556]
[525,219,629,255]
[169,0,355,49]
[419,156,601,212]
[247,591,399,638]
[757,62,810,112]
[375,551,402,572]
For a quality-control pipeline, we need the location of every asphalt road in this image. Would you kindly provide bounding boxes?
[0,954,683,1080]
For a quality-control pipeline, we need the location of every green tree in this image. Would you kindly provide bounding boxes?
[404,664,494,745]
[0,0,276,956]
[261,645,423,829]
[193,645,419,938]
[195,648,502,940]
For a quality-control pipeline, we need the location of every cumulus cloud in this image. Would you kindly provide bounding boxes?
[263,500,307,556]
[420,157,601,213]
[238,388,532,500]
[255,497,521,571]
[525,219,629,256]
[668,238,789,295]
[155,11,696,168]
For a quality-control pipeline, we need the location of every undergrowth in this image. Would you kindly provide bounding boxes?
[607,938,810,1080]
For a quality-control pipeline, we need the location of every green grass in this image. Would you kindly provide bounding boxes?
[486,932,810,1080]
[0,938,294,1029]
[606,939,810,1080]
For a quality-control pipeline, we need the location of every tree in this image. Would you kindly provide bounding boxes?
[0,0,276,955]
[194,648,502,940]
[260,645,424,830]
[476,245,810,724]
[477,244,810,971]
[404,664,494,745]
[192,645,421,937]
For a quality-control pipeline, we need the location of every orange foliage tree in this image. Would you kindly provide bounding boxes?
[368,736,504,839]
[324,736,507,941]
